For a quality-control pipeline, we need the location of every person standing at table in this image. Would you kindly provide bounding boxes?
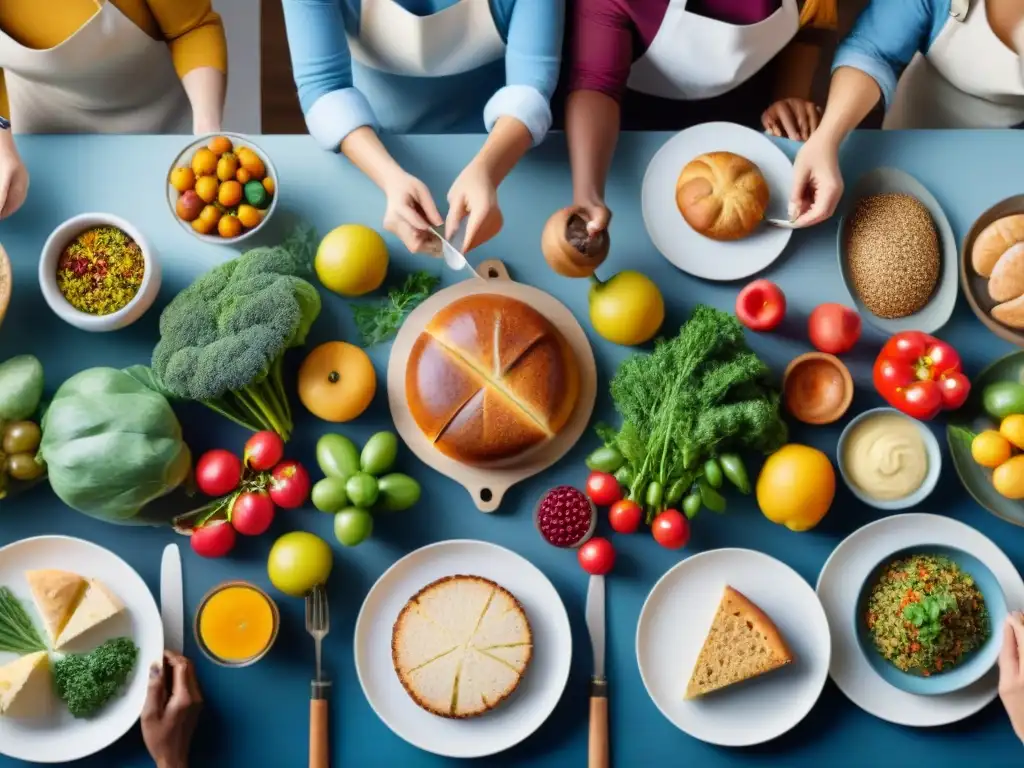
[789,0,1024,227]
[0,0,228,220]
[562,0,838,234]
[280,0,564,254]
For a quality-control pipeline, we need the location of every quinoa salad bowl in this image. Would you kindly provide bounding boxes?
[38,213,161,333]
[854,544,1006,696]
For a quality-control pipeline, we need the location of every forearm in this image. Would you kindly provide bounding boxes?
[0,127,16,157]
[0,70,7,121]
[181,67,226,134]
[773,42,822,101]
[340,127,404,191]
[566,89,620,204]
[816,67,882,147]
[469,117,532,187]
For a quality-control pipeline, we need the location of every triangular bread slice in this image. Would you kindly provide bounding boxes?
[25,570,87,646]
[55,579,124,649]
[0,651,51,718]
[685,586,793,699]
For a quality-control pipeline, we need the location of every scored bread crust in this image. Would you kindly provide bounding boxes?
[392,575,534,719]
[675,152,769,242]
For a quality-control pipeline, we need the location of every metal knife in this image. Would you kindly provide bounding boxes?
[586,575,609,768]
[430,224,485,281]
[160,544,184,655]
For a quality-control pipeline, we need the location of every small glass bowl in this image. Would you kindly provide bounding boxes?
[194,580,280,668]
[534,486,597,549]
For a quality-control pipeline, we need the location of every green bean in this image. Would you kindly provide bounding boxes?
[666,478,687,505]
[703,459,723,489]
[698,479,726,513]
[586,446,625,473]
[682,492,702,519]
[719,453,751,494]
[645,481,664,509]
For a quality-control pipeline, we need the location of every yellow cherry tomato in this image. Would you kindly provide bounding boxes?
[993,455,1024,499]
[208,135,233,156]
[218,180,243,208]
[191,147,218,176]
[194,175,219,204]
[237,204,262,229]
[973,430,1014,468]
[216,153,239,182]
[218,214,243,239]
[1000,414,1024,451]
[169,167,195,193]
[262,176,275,196]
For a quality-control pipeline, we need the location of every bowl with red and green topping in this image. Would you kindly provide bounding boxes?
[39,213,161,332]
[855,546,1005,695]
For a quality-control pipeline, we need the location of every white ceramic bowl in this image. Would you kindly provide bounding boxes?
[39,213,161,333]
[167,132,278,245]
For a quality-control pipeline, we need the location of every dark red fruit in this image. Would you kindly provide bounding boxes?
[536,486,595,548]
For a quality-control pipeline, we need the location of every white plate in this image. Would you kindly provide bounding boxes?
[0,536,164,764]
[641,122,795,282]
[353,540,572,759]
[636,548,830,747]
[816,513,1024,726]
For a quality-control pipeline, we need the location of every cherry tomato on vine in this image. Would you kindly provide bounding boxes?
[231,490,276,536]
[244,431,285,472]
[190,520,237,558]
[195,449,243,497]
[269,460,311,509]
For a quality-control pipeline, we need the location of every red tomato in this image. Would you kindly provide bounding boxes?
[939,371,971,410]
[190,519,236,558]
[578,537,615,575]
[585,471,621,506]
[651,510,690,550]
[244,431,285,472]
[735,280,786,332]
[230,491,276,536]
[195,449,243,497]
[269,460,311,509]
[608,499,643,534]
[808,304,861,355]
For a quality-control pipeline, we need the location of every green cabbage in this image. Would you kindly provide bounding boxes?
[38,368,191,524]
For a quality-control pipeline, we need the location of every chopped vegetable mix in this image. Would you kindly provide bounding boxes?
[56,226,144,316]
[0,587,46,654]
[54,637,139,718]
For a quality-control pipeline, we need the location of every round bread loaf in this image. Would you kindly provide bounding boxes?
[676,152,769,241]
[405,294,580,465]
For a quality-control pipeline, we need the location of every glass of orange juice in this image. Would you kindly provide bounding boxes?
[195,581,279,667]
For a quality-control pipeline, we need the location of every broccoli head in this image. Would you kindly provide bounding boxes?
[150,227,321,439]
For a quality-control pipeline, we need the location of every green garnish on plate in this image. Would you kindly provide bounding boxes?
[0,586,47,654]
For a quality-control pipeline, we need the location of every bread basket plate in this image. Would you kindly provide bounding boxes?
[387,259,597,512]
[816,513,1024,726]
[353,539,572,759]
[837,167,957,335]
[636,548,830,747]
[640,122,794,282]
[961,194,1024,346]
[0,243,10,330]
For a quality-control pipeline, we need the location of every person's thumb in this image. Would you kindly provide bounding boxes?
[787,162,811,222]
[584,205,610,235]
[142,661,166,720]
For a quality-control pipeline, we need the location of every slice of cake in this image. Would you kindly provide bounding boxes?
[0,652,51,718]
[25,570,87,646]
[55,579,124,649]
[685,586,793,699]
[392,575,533,718]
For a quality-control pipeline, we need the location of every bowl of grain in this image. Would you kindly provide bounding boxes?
[837,168,959,335]
[961,194,1024,346]
[0,243,10,329]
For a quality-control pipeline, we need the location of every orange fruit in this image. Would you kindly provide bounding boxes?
[237,147,266,179]
[756,445,835,532]
[192,216,216,235]
[194,175,219,203]
[236,167,252,184]
[208,135,233,156]
[191,147,218,176]
[216,153,239,182]
[218,180,243,207]
[297,342,376,422]
[237,204,262,229]
[170,167,195,193]
[218,215,243,239]
[199,204,222,227]
[262,177,275,196]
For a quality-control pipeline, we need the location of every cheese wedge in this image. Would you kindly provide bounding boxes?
[55,579,124,649]
[26,570,87,646]
[0,652,50,718]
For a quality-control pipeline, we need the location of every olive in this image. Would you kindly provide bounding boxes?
[3,420,41,455]
[6,452,44,481]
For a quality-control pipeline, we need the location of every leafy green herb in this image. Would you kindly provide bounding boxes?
[903,592,958,647]
[54,637,139,718]
[0,587,46,654]
[352,271,439,347]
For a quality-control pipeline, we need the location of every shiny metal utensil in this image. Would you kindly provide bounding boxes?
[159,544,183,655]
[430,224,485,280]
[765,217,797,229]
[306,585,331,768]
[586,575,608,768]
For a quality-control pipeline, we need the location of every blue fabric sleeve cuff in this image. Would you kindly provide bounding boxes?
[304,87,379,152]
[831,48,897,109]
[483,84,552,146]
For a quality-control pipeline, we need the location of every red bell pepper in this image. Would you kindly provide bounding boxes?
[873,331,970,420]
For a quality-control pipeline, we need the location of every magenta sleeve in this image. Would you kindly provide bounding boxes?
[567,0,635,102]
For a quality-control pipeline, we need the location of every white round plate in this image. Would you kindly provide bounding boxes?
[353,540,572,759]
[641,122,795,281]
[816,513,1024,726]
[636,548,830,746]
[0,536,164,764]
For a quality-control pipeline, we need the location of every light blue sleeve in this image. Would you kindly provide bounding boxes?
[485,0,565,146]
[831,0,950,108]
[280,0,378,151]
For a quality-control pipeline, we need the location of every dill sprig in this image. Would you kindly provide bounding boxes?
[351,271,440,346]
[0,587,47,654]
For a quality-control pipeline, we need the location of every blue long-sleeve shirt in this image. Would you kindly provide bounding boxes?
[281,0,563,150]
[832,0,951,109]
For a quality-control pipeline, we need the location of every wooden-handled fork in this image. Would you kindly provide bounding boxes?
[306,585,331,768]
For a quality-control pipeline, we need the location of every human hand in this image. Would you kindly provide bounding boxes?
[0,135,29,220]
[142,651,202,768]
[382,170,443,254]
[999,612,1024,742]
[762,98,822,142]
[788,132,843,228]
[571,196,611,236]
[445,160,504,252]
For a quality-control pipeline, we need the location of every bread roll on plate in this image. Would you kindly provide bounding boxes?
[972,213,1024,277]
[989,242,1024,302]
[676,152,770,241]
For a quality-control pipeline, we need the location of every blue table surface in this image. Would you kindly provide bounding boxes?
[1,130,1023,767]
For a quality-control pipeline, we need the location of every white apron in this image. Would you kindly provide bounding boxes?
[627,0,800,100]
[347,0,505,78]
[885,0,1024,129]
[0,0,190,135]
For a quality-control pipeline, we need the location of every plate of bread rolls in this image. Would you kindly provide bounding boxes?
[963,195,1024,346]
[641,122,794,281]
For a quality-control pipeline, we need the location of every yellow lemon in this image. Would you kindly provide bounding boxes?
[588,270,665,346]
[756,444,835,531]
[1000,414,1024,451]
[993,455,1024,499]
[315,225,389,297]
[972,430,1013,468]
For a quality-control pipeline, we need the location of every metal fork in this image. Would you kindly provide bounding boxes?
[306,585,331,768]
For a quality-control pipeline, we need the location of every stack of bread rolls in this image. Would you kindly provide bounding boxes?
[676,152,769,241]
[972,214,1024,329]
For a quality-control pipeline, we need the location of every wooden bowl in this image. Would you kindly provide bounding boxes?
[0,243,10,329]
[961,194,1024,347]
[782,352,854,425]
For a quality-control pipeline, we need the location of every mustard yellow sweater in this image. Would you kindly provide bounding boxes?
[0,0,227,120]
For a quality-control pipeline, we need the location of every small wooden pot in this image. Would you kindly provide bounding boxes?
[541,207,610,278]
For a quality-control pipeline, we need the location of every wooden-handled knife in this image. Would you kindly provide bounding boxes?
[586,575,608,768]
